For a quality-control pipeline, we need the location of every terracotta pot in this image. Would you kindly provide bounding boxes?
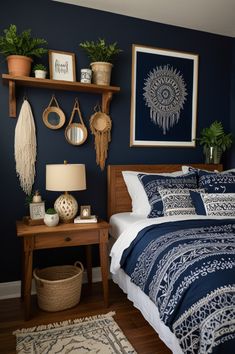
[7,55,33,76]
[90,62,113,85]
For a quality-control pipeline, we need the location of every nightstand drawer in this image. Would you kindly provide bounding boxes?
[34,230,99,249]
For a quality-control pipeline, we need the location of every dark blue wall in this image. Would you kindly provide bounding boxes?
[0,0,233,282]
[229,39,235,166]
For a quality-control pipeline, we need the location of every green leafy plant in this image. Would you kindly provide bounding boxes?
[24,192,33,207]
[0,24,48,58]
[46,208,57,214]
[80,38,122,63]
[33,63,47,72]
[198,120,233,153]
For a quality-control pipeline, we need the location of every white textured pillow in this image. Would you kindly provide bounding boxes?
[190,191,235,217]
[158,188,204,217]
[122,170,184,216]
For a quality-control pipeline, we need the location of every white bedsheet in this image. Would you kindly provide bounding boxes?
[110,214,235,354]
[109,212,146,239]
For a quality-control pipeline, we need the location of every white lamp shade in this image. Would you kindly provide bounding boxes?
[46,164,86,191]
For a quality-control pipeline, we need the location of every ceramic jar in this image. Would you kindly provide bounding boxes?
[44,212,59,227]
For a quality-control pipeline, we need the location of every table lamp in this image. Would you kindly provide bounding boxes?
[46,162,86,223]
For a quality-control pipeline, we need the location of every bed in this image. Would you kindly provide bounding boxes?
[107,164,235,354]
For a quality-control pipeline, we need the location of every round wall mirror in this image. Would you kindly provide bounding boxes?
[65,123,88,145]
[43,96,66,130]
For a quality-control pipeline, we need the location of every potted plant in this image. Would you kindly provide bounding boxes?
[80,38,122,85]
[44,208,59,227]
[0,24,48,77]
[33,63,47,79]
[198,120,233,163]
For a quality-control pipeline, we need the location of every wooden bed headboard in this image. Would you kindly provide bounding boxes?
[107,164,223,218]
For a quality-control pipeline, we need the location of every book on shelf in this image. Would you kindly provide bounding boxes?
[74,215,97,223]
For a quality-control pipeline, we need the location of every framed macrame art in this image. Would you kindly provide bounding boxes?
[130,44,199,147]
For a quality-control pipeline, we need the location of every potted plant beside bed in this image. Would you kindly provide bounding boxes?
[33,63,47,79]
[80,38,122,85]
[0,24,48,76]
[198,120,233,164]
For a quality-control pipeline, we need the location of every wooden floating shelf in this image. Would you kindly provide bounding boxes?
[2,74,120,117]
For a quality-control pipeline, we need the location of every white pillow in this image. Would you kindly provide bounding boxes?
[158,188,204,217]
[181,165,235,174]
[122,170,184,216]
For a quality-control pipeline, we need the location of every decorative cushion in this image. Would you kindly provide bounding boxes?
[181,165,219,174]
[158,188,205,217]
[122,170,184,216]
[198,170,235,193]
[138,172,198,218]
[190,191,235,217]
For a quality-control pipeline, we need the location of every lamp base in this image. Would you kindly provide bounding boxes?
[54,192,78,223]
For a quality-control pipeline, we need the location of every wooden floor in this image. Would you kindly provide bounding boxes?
[0,281,171,354]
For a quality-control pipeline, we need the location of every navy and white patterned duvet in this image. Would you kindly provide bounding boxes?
[120,219,235,354]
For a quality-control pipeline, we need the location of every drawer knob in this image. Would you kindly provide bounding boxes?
[65,237,71,242]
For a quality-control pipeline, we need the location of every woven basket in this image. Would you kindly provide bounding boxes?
[33,261,84,312]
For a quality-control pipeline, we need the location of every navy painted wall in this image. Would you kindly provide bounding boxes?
[229,39,235,166]
[0,0,233,282]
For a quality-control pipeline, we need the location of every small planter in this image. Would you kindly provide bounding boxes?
[204,146,222,164]
[7,55,33,76]
[91,62,113,85]
[44,212,59,227]
[34,69,47,79]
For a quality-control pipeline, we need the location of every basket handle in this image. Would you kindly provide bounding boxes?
[74,261,84,272]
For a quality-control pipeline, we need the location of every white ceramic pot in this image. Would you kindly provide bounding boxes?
[34,70,47,79]
[44,213,59,227]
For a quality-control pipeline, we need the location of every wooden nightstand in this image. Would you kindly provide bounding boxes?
[16,220,110,320]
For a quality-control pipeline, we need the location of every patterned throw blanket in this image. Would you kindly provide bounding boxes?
[120,219,235,354]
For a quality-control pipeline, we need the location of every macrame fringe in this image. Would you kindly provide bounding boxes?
[14,99,37,195]
[13,311,116,335]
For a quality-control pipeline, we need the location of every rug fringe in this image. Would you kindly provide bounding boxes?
[13,311,116,335]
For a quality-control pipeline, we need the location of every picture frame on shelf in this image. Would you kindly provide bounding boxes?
[29,202,45,220]
[49,50,76,82]
[80,205,91,219]
[130,44,199,147]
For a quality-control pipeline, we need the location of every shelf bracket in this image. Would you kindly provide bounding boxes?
[102,92,113,114]
[9,80,16,118]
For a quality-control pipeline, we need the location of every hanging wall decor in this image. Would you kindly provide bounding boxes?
[130,44,199,147]
[43,95,66,129]
[90,106,112,170]
[65,98,88,145]
[14,99,37,195]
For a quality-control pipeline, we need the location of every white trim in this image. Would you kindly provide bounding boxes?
[0,267,103,300]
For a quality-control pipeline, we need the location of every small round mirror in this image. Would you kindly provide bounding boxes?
[65,123,88,145]
[43,107,66,130]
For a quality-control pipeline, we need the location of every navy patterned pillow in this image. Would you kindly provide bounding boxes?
[138,172,198,218]
[198,171,235,193]
[190,190,235,217]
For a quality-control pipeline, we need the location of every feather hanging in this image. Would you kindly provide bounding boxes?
[14,99,37,195]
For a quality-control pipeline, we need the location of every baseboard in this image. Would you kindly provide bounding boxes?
[0,267,102,300]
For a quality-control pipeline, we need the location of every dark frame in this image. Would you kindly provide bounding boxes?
[130,44,199,147]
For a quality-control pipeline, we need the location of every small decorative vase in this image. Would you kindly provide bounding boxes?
[204,146,222,164]
[34,70,47,79]
[44,213,59,227]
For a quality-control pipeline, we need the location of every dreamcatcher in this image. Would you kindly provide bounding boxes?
[90,106,112,170]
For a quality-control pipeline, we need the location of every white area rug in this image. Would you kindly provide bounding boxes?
[13,311,137,353]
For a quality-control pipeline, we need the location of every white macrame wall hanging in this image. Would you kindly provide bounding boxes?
[14,99,37,195]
